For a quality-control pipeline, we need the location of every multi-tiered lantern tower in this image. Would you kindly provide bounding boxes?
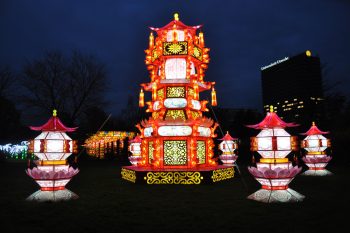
[301,122,332,176]
[121,14,234,184]
[247,106,305,203]
[26,110,79,201]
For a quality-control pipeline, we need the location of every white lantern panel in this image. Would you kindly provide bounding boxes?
[46,132,65,140]
[36,179,70,188]
[166,30,185,42]
[46,140,64,153]
[191,100,201,110]
[35,132,49,140]
[37,165,69,172]
[165,58,186,80]
[257,162,292,170]
[277,137,291,150]
[273,128,290,136]
[198,127,211,137]
[164,98,187,108]
[153,101,160,111]
[257,129,273,137]
[257,137,272,150]
[258,150,290,158]
[158,126,192,136]
[144,127,153,137]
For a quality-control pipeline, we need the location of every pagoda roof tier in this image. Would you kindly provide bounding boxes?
[140,117,215,128]
[150,15,201,36]
[301,122,329,135]
[219,132,237,141]
[247,107,298,129]
[29,110,77,132]
[141,80,213,91]
[130,135,142,143]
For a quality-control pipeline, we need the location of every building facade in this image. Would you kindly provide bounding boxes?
[261,50,324,124]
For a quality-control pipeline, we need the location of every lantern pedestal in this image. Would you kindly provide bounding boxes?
[26,189,78,202]
[121,165,235,184]
[247,188,305,203]
[302,169,333,176]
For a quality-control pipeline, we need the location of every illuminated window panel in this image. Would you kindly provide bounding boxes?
[197,141,206,164]
[164,140,187,165]
[198,127,211,137]
[165,110,186,120]
[192,46,202,61]
[144,127,153,137]
[149,141,154,163]
[158,126,192,136]
[166,30,185,42]
[164,98,187,108]
[165,58,186,79]
[163,42,188,56]
[191,100,201,110]
[157,88,164,99]
[166,87,185,98]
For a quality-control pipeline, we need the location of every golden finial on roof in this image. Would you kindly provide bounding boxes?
[269,105,274,113]
[53,109,57,117]
[174,13,179,21]
[312,121,315,126]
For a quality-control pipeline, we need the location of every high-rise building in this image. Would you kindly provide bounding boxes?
[261,50,324,124]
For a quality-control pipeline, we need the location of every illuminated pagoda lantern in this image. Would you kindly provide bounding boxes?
[247,106,304,203]
[301,122,332,176]
[128,135,142,166]
[26,110,79,201]
[121,13,234,184]
[219,132,238,166]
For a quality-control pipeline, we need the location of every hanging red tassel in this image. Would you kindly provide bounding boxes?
[211,87,217,106]
[139,88,144,107]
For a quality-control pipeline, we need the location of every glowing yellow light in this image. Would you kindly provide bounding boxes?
[269,105,274,113]
[260,158,289,163]
[40,160,67,165]
[306,50,312,57]
[53,109,57,117]
[174,13,179,21]
[139,89,144,107]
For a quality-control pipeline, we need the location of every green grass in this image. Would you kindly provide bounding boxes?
[0,157,348,233]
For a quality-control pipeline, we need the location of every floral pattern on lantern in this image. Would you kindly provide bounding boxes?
[246,106,304,203]
[301,122,332,176]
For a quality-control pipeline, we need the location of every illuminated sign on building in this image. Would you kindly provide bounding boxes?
[260,57,289,71]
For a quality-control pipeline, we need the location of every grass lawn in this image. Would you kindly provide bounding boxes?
[0,156,348,233]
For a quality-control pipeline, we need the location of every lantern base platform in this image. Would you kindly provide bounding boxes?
[247,188,305,203]
[121,165,235,184]
[302,169,333,176]
[26,189,78,202]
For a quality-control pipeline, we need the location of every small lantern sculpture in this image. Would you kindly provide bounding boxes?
[26,110,79,202]
[219,132,238,166]
[301,122,332,176]
[246,106,304,203]
[128,135,142,166]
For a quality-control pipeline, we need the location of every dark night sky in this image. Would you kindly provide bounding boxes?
[1,0,350,116]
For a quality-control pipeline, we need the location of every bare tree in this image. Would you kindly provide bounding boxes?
[21,50,107,124]
[0,66,16,98]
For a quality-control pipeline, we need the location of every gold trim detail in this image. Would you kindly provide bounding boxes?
[144,171,202,184]
[121,168,136,183]
[163,41,188,56]
[211,168,234,182]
